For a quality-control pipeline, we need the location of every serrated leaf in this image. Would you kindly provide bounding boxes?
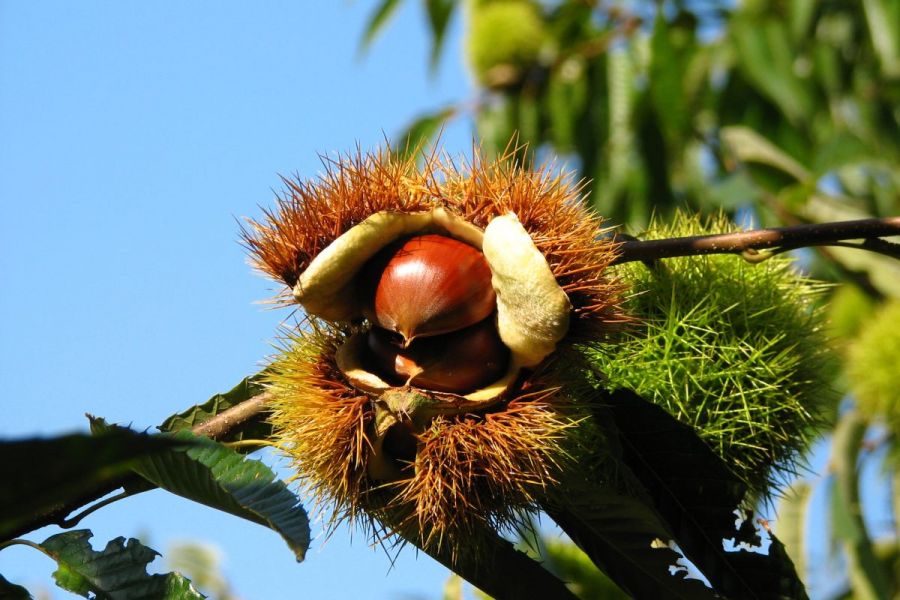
[600,388,808,599]
[0,433,182,541]
[393,106,456,160]
[359,0,404,52]
[0,574,32,599]
[39,529,204,599]
[424,0,455,71]
[91,418,309,562]
[158,375,272,446]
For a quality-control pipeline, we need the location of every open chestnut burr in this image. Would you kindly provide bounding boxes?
[361,234,509,395]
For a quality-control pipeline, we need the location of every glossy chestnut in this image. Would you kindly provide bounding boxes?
[366,318,510,394]
[361,234,496,344]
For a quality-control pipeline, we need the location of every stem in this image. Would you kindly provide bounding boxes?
[613,217,900,265]
[191,391,272,439]
[3,391,272,541]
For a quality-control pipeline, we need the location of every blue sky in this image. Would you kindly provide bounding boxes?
[0,2,472,598]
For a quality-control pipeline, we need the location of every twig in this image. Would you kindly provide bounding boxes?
[613,217,900,265]
[191,391,272,439]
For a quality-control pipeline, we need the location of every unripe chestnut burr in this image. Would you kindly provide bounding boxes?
[366,318,509,394]
[361,234,496,344]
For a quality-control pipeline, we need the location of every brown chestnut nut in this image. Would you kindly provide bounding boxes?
[361,234,496,344]
[366,318,509,394]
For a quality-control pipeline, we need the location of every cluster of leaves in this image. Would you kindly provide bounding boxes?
[0,378,309,599]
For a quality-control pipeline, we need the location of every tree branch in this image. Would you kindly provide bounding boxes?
[613,217,900,264]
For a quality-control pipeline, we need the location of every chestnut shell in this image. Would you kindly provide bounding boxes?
[361,234,496,343]
[366,318,510,394]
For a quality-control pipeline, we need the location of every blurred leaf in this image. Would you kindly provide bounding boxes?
[442,573,463,600]
[0,432,182,541]
[475,97,517,158]
[542,537,629,599]
[649,11,691,150]
[516,93,541,149]
[166,542,232,600]
[159,375,271,446]
[359,0,405,52]
[393,106,456,160]
[811,133,876,177]
[0,575,32,600]
[39,530,204,599]
[788,0,816,43]
[862,0,900,78]
[731,19,814,124]
[830,411,892,599]
[424,0,455,72]
[775,482,812,585]
[601,388,808,600]
[721,126,811,182]
[546,58,587,150]
[91,418,310,562]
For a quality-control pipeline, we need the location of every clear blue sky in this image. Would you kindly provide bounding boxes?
[0,2,472,598]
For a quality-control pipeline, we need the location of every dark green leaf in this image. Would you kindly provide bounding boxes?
[649,11,691,150]
[393,106,456,160]
[0,574,32,599]
[545,58,587,150]
[40,529,204,599]
[0,433,182,541]
[830,411,892,599]
[159,375,272,446]
[424,0,455,71]
[359,0,404,52]
[91,419,310,562]
[731,18,815,125]
[545,485,719,600]
[600,388,808,599]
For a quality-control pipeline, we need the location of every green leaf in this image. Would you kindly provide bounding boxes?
[0,432,182,541]
[731,18,815,124]
[39,529,204,599]
[721,126,811,183]
[542,537,629,599]
[545,486,719,600]
[0,574,32,600]
[830,411,892,600]
[600,388,809,600]
[159,375,272,446]
[649,11,691,150]
[862,0,900,78]
[545,58,587,150]
[91,418,310,562]
[359,0,404,52]
[424,0,455,71]
[776,482,812,584]
[392,106,456,160]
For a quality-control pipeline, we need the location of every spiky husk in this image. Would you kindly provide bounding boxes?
[267,322,599,552]
[585,212,833,496]
[848,299,900,429]
[242,147,624,337]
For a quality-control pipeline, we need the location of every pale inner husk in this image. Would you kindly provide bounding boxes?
[300,208,572,399]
